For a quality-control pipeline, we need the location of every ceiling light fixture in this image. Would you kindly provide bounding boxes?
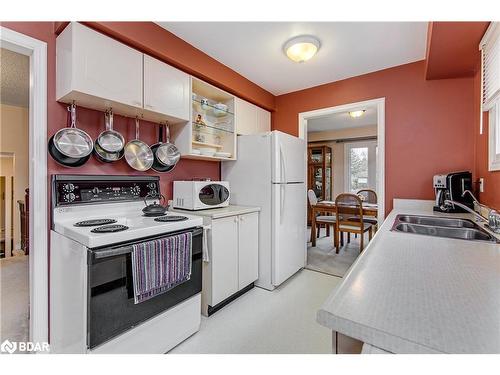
[348,110,366,118]
[283,35,321,63]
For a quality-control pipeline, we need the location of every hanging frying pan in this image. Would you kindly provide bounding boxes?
[96,109,125,153]
[124,117,154,171]
[156,123,180,167]
[48,103,93,167]
[151,124,176,173]
[94,111,124,163]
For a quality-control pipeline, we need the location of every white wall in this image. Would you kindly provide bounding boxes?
[0,104,29,251]
[308,125,377,199]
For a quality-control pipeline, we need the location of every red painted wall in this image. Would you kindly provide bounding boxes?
[1,22,253,200]
[425,22,489,80]
[424,22,498,210]
[473,68,500,210]
[273,61,476,215]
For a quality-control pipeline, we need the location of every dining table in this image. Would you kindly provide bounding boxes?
[310,200,378,247]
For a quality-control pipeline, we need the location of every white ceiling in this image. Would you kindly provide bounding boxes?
[307,105,377,132]
[158,22,428,95]
[1,48,29,107]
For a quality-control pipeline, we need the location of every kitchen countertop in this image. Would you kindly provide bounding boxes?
[316,199,500,354]
[170,205,260,219]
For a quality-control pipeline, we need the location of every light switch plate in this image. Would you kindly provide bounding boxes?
[479,178,484,193]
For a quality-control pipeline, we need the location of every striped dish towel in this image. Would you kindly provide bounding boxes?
[131,232,192,304]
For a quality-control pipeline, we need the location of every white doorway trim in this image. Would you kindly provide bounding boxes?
[298,97,385,223]
[1,27,48,345]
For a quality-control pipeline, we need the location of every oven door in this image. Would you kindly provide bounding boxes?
[196,183,230,209]
[87,227,202,350]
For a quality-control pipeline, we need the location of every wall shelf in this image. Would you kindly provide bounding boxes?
[170,77,237,162]
[192,141,224,149]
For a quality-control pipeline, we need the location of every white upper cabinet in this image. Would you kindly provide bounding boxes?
[235,98,271,135]
[235,98,257,135]
[256,106,271,133]
[143,55,190,121]
[57,22,143,109]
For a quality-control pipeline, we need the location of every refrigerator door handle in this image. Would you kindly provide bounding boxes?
[280,142,286,183]
[280,184,285,224]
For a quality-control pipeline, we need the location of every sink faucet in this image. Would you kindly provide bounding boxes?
[460,190,500,234]
[443,200,487,222]
[444,199,500,233]
[462,190,490,210]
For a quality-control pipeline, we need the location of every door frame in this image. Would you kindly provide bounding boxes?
[344,139,378,193]
[298,97,385,224]
[1,26,48,345]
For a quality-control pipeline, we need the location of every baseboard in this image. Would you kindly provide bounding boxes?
[207,283,254,316]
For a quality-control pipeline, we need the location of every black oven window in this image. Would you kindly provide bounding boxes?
[199,184,229,206]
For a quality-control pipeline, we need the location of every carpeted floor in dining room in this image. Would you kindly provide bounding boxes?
[306,227,367,278]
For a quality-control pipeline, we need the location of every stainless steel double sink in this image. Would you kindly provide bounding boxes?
[391,214,499,243]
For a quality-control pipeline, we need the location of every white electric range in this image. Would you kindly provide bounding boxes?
[50,175,203,354]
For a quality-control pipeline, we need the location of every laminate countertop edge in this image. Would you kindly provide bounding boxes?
[316,199,500,354]
[171,205,261,219]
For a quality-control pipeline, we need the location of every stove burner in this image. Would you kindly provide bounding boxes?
[74,219,117,227]
[91,224,129,233]
[154,215,189,222]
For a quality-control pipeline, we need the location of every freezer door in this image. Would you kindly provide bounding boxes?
[271,182,306,286]
[272,131,306,183]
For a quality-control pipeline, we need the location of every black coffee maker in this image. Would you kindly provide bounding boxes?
[433,171,474,213]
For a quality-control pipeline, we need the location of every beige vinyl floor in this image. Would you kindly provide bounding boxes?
[0,254,343,354]
[171,269,341,354]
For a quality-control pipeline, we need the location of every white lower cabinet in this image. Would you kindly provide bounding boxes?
[237,212,259,289]
[210,216,239,306]
[202,211,259,315]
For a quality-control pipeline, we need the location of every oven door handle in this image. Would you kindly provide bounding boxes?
[93,246,133,259]
[91,227,203,260]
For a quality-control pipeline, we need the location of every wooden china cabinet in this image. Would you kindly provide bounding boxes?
[307,145,333,225]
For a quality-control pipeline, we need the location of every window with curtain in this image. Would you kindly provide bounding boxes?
[481,22,500,171]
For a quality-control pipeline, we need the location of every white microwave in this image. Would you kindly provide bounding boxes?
[173,181,230,210]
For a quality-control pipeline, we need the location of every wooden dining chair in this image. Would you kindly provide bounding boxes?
[335,193,373,253]
[307,189,337,240]
[348,189,379,232]
[357,189,377,204]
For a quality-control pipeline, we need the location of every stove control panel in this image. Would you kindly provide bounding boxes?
[53,175,161,206]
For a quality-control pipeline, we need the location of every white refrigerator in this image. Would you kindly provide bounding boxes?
[222,131,306,290]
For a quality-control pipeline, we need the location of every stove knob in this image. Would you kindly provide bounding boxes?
[63,183,75,192]
[131,186,141,195]
[64,193,75,202]
[92,187,100,195]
